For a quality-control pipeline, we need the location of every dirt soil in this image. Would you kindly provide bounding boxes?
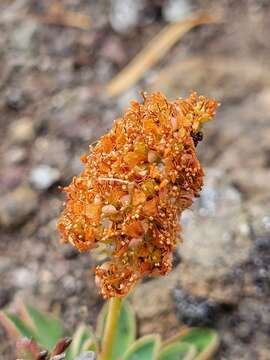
[0,1,270,359]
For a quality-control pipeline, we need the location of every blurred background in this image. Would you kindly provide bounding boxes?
[0,0,270,359]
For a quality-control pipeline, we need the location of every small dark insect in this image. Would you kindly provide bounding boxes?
[191,131,204,147]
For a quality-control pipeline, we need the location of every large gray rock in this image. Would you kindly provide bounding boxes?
[178,168,252,304]
[130,269,180,336]
[131,169,252,337]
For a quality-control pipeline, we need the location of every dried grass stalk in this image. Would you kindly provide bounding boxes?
[105,12,219,97]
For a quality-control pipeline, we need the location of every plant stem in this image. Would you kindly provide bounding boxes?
[100,297,122,360]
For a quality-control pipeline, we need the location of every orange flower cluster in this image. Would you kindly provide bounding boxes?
[57,92,218,298]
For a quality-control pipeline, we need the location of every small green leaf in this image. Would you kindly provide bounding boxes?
[158,341,196,360]
[0,312,37,340]
[66,324,96,360]
[24,304,63,350]
[97,301,136,360]
[122,335,161,360]
[81,338,97,352]
[168,328,219,360]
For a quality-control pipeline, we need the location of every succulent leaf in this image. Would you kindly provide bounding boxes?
[81,339,97,353]
[158,341,196,360]
[163,328,219,360]
[66,324,96,360]
[24,304,64,350]
[0,311,37,340]
[122,334,161,360]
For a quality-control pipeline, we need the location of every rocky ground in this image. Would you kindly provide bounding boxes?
[0,0,270,359]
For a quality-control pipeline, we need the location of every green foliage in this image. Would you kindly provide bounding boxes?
[158,341,196,360]
[24,304,63,350]
[174,328,219,359]
[1,312,37,340]
[0,305,64,351]
[122,335,161,360]
[0,302,219,360]
[97,301,136,360]
[66,324,97,360]
[158,328,219,360]
[120,327,219,360]
[0,305,93,359]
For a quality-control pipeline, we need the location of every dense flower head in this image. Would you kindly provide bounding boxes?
[57,92,218,298]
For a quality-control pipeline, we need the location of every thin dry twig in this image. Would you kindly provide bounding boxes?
[30,3,91,30]
[105,12,220,97]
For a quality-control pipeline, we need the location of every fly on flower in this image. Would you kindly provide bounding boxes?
[57,92,219,299]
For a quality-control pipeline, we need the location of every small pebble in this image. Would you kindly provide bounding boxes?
[6,147,27,164]
[6,90,27,111]
[74,352,97,360]
[62,275,77,296]
[110,0,142,33]
[0,185,38,227]
[163,0,192,23]
[9,117,35,144]
[11,268,37,288]
[173,288,219,326]
[30,165,60,190]
[10,21,38,51]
